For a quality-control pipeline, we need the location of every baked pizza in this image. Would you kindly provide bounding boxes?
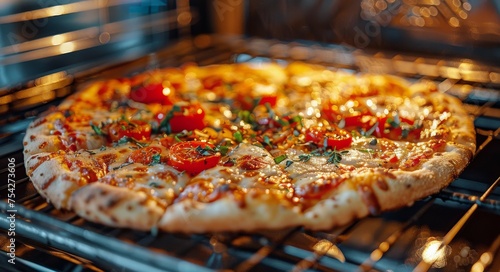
[23,62,476,232]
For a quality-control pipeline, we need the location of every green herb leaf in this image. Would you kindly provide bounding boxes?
[238,110,255,125]
[159,104,182,134]
[289,115,304,127]
[285,160,294,168]
[217,145,229,156]
[388,114,400,128]
[263,135,272,146]
[369,138,378,145]
[195,145,217,156]
[150,154,161,165]
[114,136,149,148]
[364,122,378,137]
[233,131,243,143]
[112,162,133,170]
[298,154,311,162]
[326,151,343,165]
[274,154,287,164]
[90,124,105,136]
[401,128,409,139]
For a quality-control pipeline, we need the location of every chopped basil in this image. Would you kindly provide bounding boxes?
[149,182,160,188]
[238,110,255,125]
[100,146,107,151]
[159,104,182,134]
[274,154,287,164]
[264,103,275,119]
[114,136,149,148]
[298,154,311,162]
[277,118,289,126]
[251,97,262,111]
[369,138,378,145]
[263,135,272,146]
[90,124,105,136]
[233,131,243,143]
[401,128,410,139]
[326,150,343,165]
[63,110,74,117]
[285,160,294,168]
[195,145,217,156]
[112,162,132,170]
[218,145,229,156]
[363,122,378,137]
[150,154,161,165]
[85,150,96,155]
[388,114,400,128]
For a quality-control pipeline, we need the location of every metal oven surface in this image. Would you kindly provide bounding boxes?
[1,37,499,272]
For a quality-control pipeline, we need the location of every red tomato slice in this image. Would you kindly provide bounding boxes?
[168,141,221,175]
[202,75,224,90]
[128,147,163,165]
[376,116,421,140]
[258,95,277,108]
[239,94,278,110]
[343,114,376,129]
[305,127,352,150]
[155,103,205,133]
[107,120,152,142]
[129,83,175,105]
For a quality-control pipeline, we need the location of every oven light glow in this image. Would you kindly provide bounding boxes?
[162,87,171,96]
[59,42,75,54]
[47,5,65,16]
[51,35,64,45]
[421,240,449,268]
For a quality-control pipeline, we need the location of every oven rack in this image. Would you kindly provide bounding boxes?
[0,0,195,95]
[1,37,500,272]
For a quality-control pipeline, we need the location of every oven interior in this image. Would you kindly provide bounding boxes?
[1,1,500,271]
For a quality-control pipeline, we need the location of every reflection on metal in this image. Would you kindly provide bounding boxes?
[0,8,195,66]
[471,235,500,272]
[312,239,345,262]
[419,238,451,268]
[360,0,471,27]
[0,0,141,24]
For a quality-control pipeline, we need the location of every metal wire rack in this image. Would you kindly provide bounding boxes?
[0,36,499,272]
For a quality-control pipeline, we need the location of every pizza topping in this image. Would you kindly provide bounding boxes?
[128,146,163,165]
[237,155,269,171]
[129,82,176,105]
[168,141,221,175]
[23,62,476,232]
[304,127,352,150]
[107,120,152,142]
[156,103,205,133]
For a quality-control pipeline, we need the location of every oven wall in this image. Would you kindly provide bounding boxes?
[245,0,500,65]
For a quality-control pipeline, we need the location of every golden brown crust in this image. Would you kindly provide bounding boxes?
[70,183,164,231]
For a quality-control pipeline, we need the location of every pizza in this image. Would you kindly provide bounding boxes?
[23,62,476,232]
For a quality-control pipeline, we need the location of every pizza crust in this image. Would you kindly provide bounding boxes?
[26,153,80,209]
[70,183,164,231]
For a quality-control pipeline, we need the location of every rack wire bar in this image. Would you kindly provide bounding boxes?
[414,176,500,271]
[0,37,499,272]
